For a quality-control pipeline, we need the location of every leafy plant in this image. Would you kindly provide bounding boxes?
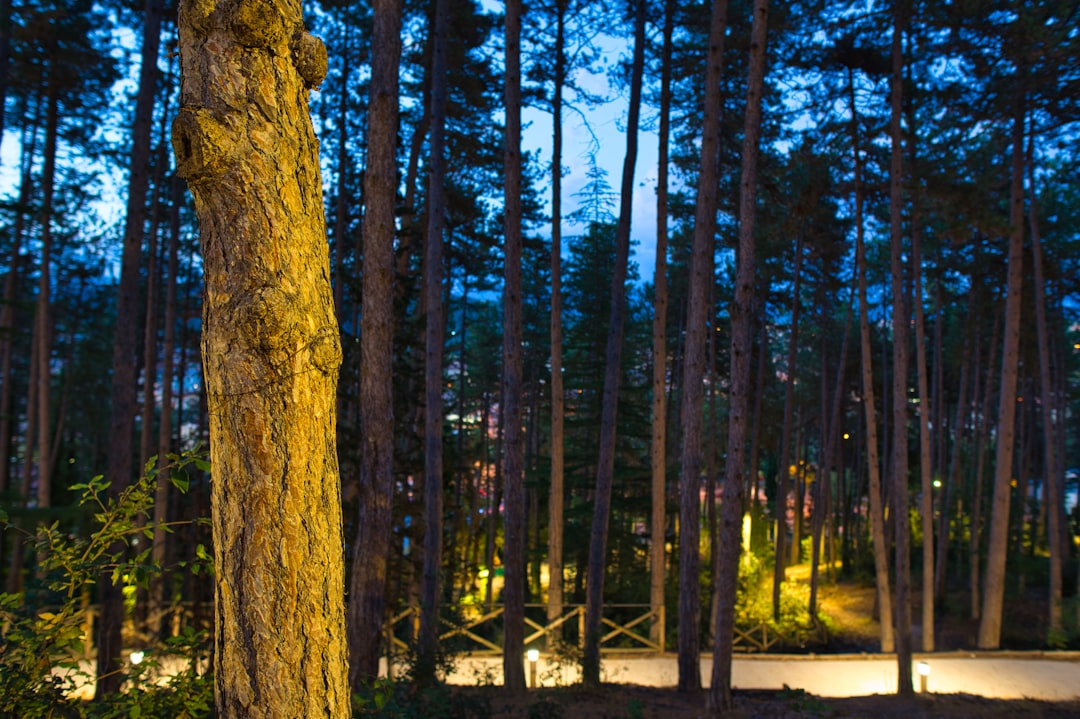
[0,450,213,717]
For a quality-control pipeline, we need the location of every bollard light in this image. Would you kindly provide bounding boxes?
[526,648,539,689]
[916,660,930,693]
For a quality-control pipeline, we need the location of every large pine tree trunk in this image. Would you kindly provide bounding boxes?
[501,0,526,693]
[977,94,1025,650]
[675,0,727,693]
[173,1,349,714]
[649,0,674,650]
[709,0,766,709]
[347,0,400,686]
[581,0,645,687]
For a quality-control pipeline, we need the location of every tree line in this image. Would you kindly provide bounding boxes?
[1,0,1078,714]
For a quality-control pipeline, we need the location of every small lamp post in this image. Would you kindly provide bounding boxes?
[527,648,539,689]
[916,660,930,693]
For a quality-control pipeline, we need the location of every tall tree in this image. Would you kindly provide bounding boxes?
[417,0,450,684]
[581,0,645,687]
[546,0,567,636]
[172,0,350,714]
[709,0,767,709]
[977,92,1025,649]
[501,0,526,694]
[888,0,913,695]
[649,0,674,650]
[347,0,401,685]
[98,0,163,695]
[676,0,727,694]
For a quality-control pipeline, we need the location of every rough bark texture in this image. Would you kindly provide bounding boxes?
[501,0,526,693]
[347,0,400,686]
[710,0,765,709]
[173,0,349,715]
[581,0,644,687]
[977,95,1025,650]
[676,0,726,693]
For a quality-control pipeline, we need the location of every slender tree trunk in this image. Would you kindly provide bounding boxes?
[936,346,968,601]
[773,237,803,621]
[173,0,349,713]
[99,0,162,695]
[649,0,674,650]
[709,0,766,709]
[581,0,645,687]
[347,0,400,686]
[851,63,895,656]
[676,0,727,693]
[501,0,526,693]
[888,3,913,695]
[977,93,1026,650]
[1027,134,1063,642]
[417,0,449,685]
[547,0,567,638]
[911,184,934,652]
[970,307,1000,621]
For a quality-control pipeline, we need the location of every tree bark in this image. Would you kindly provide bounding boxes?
[676,0,727,693]
[417,0,449,684]
[772,236,803,621]
[581,0,645,687]
[709,0,766,709]
[547,0,566,638]
[348,0,400,686]
[888,2,913,695]
[173,0,349,715]
[977,92,1025,650]
[649,0,674,650]
[501,0,526,694]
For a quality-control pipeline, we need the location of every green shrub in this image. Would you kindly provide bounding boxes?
[0,451,213,717]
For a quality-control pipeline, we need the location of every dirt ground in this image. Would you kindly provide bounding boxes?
[464,684,1080,718]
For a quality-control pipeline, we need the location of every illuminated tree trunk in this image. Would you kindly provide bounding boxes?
[173,0,349,715]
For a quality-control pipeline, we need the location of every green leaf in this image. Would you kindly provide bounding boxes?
[170,472,190,494]
[194,457,211,473]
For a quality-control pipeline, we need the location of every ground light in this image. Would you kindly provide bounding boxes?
[916,660,930,693]
[527,648,540,688]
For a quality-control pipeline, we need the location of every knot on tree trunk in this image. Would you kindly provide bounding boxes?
[230,0,288,47]
[291,30,327,89]
[172,107,234,183]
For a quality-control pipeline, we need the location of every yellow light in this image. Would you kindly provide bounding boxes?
[478,568,490,579]
[742,514,751,550]
[526,648,539,662]
[842,433,850,440]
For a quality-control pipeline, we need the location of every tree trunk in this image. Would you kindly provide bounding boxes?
[347,0,400,686]
[676,0,727,693]
[416,0,449,685]
[888,3,913,695]
[1027,135,1063,642]
[773,236,803,621]
[547,0,567,638]
[173,0,349,714]
[99,0,163,695]
[501,0,526,693]
[581,0,645,687]
[977,93,1025,650]
[709,0,766,709]
[649,0,674,650]
[850,61,894,656]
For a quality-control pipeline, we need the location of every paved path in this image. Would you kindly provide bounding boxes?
[437,652,1080,700]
